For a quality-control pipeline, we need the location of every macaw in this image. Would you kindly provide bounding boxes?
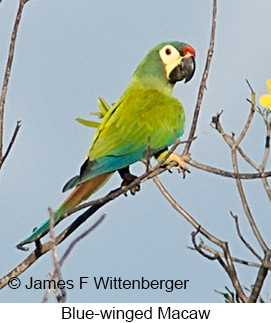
[17,41,195,248]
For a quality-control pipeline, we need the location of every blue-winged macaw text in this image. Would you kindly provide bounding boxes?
[61,306,211,321]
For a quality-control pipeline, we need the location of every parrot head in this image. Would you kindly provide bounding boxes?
[132,41,196,93]
[159,42,196,84]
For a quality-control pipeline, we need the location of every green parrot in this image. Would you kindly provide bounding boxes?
[17,41,195,248]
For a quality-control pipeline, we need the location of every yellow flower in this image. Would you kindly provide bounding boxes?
[259,80,271,110]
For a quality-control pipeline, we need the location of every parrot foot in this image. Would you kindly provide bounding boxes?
[118,167,140,196]
[167,153,190,178]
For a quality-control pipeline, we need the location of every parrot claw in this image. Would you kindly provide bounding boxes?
[168,153,190,178]
[119,167,140,196]
[121,177,140,196]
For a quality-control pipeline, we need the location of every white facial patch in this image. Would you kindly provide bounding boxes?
[159,45,182,78]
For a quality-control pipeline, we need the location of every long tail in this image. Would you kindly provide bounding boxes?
[17,173,112,248]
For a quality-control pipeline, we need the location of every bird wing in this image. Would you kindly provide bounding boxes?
[63,87,184,191]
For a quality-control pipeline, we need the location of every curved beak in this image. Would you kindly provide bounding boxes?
[168,55,196,84]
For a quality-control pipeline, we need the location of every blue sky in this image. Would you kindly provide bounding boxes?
[0,0,271,302]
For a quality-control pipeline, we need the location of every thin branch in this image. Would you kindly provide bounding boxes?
[0,0,29,161]
[153,176,225,248]
[48,208,62,280]
[237,146,259,170]
[262,122,270,170]
[235,80,255,147]
[260,123,271,201]
[260,177,271,202]
[230,211,262,262]
[236,123,271,201]
[59,214,106,267]
[214,92,271,202]
[183,0,217,155]
[0,120,21,168]
[212,87,270,254]
[249,252,271,303]
[184,156,271,180]
[221,242,248,303]
[191,230,219,261]
[44,208,66,303]
[189,240,261,269]
[218,89,271,202]
[231,148,269,253]
[211,111,233,147]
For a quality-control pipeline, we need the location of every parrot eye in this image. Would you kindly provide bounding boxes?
[165,48,171,55]
[159,45,180,66]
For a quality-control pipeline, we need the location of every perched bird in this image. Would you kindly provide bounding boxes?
[18,41,195,248]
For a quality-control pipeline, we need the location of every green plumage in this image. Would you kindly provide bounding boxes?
[18,41,195,248]
[63,41,193,191]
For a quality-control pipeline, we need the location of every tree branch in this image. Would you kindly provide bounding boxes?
[231,148,269,253]
[0,120,21,168]
[260,122,271,201]
[212,87,270,254]
[235,80,255,147]
[249,252,271,302]
[191,230,220,261]
[0,0,29,166]
[184,156,271,180]
[183,0,217,155]
[189,240,262,269]
[45,208,66,303]
[230,211,262,262]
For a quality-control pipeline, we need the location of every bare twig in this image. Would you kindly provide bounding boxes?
[153,176,225,247]
[249,252,271,302]
[261,177,271,202]
[191,230,219,261]
[235,124,271,201]
[48,208,61,278]
[189,240,261,269]
[0,120,21,168]
[262,122,270,170]
[237,146,259,170]
[0,0,29,165]
[230,211,262,262]
[59,213,106,267]
[229,105,271,201]
[213,87,270,254]
[220,242,248,303]
[184,156,271,180]
[235,80,255,147]
[260,123,271,201]
[183,0,217,155]
[231,149,269,253]
[43,208,66,303]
